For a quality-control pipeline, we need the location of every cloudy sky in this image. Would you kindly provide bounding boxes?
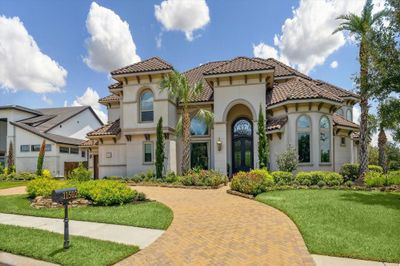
[0,0,385,129]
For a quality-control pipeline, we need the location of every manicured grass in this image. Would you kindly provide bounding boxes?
[0,224,138,266]
[256,190,400,262]
[0,181,29,189]
[0,195,173,230]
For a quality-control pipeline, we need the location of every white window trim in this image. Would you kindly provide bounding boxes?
[139,89,154,123]
[296,114,312,164]
[143,141,154,165]
[319,115,331,163]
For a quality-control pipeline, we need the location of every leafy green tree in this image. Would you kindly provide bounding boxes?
[257,104,268,168]
[7,141,15,173]
[276,145,298,172]
[36,140,46,176]
[155,117,165,179]
[160,71,214,173]
[334,0,387,181]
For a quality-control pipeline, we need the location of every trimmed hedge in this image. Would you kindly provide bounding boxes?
[364,170,400,187]
[271,171,294,185]
[179,170,227,187]
[295,171,344,186]
[230,169,274,195]
[340,164,384,181]
[27,178,65,198]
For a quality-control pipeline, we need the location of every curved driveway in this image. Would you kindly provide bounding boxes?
[117,186,314,266]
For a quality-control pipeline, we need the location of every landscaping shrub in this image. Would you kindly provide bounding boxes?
[271,171,294,185]
[16,172,38,181]
[104,176,124,180]
[276,146,298,172]
[68,163,92,182]
[0,163,3,175]
[180,170,227,187]
[387,171,400,185]
[295,172,313,186]
[165,171,177,183]
[368,165,383,173]
[250,169,274,186]
[364,171,386,187]
[323,172,344,186]
[295,171,344,186]
[230,171,270,195]
[41,169,52,179]
[388,161,400,171]
[340,163,359,181]
[76,180,136,206]
[27,178,65,198]
[317,180,326,188]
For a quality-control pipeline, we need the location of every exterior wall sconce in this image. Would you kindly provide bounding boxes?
[217,138,222,151]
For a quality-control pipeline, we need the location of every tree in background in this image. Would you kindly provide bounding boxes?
[160,71,214,173]
[7,141,15,173]
[257,105,268,169]
[155,117,165,179]
[334,0,388,181]
[36,140,46,176]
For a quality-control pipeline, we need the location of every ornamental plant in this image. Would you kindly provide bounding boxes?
[7,141,15,173]
[257,105,268,168]
[230,171,270,195]
[36,140,46,176]
[68,163,92,181]
[155,117,165,179]
[276,145,298,172]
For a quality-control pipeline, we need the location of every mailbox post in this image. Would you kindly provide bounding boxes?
[51,188,77,249]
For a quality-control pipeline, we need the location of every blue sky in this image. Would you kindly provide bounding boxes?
[0,0,378,123]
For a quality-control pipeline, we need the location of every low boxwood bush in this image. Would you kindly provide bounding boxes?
[27,178,65,198]
[76,180,136,206]
[271,171,294,185]
[341,163,384,181]
[230,170,274,195]
[295,171,344,186]
[180,170,227,187]
[364,171,386,187]
[323,172,344,186]
[386,171,400,185]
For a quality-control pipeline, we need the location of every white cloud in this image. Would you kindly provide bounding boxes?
[330,61,339,69]
[253,0,386,74]
[156,32,163,49]
[154,0,210,41]
[72,87,107,123]
[0,16,67,93]
[84,2,140,73]
[41,95,53,105]
[253,42,289,64]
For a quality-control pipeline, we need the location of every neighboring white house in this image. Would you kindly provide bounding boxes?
[0,105,103,177]
[85,56,360,179]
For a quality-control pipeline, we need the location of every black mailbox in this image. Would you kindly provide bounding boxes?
[52,188,77,204]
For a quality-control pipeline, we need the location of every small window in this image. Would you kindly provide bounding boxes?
[140,90,154,122]
[346,109,352,121]
[31,145,40,152]
[60,147,69,153]
[143,142,153,163]
[336,108,344,116]
[45,144,52,152]
[81,151,86,158]
[70,147,79,154]
[341,137,346,146]
[20,145,29,152]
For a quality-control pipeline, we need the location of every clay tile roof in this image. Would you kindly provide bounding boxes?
[108,82,123,90]
[99,94,120,105]
[80,139,98,147]
[253,57,311,79]
[184,61,227,102]
[266,115,288,131]
[314,80,359,99]
[111,57,173,76]
[333,113,359,129]
[267,77,343,106]
[87,119,120,137]
[204,56,274,76]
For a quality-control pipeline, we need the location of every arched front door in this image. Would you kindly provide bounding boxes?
[232,118,253,174]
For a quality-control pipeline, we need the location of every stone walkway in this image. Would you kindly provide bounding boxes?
[116,186,314,266]
[0,252,58,266]
[0,186,26,196]
[0,213,164,249]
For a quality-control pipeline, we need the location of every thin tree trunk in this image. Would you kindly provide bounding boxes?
[181,108,191,173]
[358,38,369,182]
[378,124,387,173]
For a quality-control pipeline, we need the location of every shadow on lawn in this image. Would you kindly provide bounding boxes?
[339,191,400,210]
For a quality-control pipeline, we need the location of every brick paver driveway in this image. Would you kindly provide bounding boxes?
[117,186,314,266]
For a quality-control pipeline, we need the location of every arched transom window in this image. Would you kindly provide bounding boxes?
[297,115,311,163]
[190,115,208,136]
[140,90,154,122]
[320,116,330,163]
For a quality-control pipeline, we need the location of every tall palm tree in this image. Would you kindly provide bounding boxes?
[333,0,387,181]
[160,71,214,173]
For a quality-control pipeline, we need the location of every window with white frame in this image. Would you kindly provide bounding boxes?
[336,108,344,116]
[20,145,29,152]
[140,90,154,122]
[143,142,153,163]
[346,109,352,121]
[320,116,330,163]
[297,115,311,163]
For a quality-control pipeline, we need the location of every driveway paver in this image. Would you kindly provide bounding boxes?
[116,186,314,266]
[0,186,26,196]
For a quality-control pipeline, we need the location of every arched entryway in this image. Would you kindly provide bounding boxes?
[231,118,253,173]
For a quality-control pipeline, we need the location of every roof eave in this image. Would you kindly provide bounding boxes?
[204,69,274,79]
[111,69,173,79]
[267,98,343,109]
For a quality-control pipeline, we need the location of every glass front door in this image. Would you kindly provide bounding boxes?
[232,118,253,173]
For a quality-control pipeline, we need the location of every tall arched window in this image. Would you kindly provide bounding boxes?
[297,115,311,163]
[346,109,352,121]
[190,115,208,136]
[140,90,154,122]
[336,108,344,116]
[320,116,330,163]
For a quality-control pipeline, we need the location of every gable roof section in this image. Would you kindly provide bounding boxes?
[87,119,120,137]
[0,105,43,115]
[108,82,123,90]
[111,57,173,76]
[253,57,310,79]
[267,77,343,106]
[314,80,359,99]
[204,56,274,76]
[332,113,359,129]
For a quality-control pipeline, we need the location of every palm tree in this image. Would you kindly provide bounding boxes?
[333,0,387,181]
[160,71,214,173]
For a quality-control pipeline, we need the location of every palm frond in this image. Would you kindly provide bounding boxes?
[175,115,183,136]
[196,109,214,128]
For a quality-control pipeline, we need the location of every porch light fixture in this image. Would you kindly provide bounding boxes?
[217,138,222,151]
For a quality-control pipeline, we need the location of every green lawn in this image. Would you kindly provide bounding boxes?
[0,224,138,266]
[0,181,29,189]
[256,190,400,263]
[0,195,173,230]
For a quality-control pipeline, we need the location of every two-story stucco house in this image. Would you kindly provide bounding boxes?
[84,56,359,179]
[0,105,103,177]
